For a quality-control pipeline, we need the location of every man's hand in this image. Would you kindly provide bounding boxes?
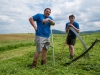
[68,24,80,33]
[68,24,74,27]
[46,18,50,21]
[34,26,37,31]
[42,18,55,25]
[42,18,50,24]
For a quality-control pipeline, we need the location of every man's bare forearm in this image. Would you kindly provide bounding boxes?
[72,26,80,33]
[29,17,37,30]
[48,19,55,25]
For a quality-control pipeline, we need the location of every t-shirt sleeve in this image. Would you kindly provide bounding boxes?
[75,23,79,29]
[49,16,53,20]
[32,14,40,21]
[65,23,68,30]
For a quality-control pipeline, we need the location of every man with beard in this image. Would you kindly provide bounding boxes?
[29,8,55,68]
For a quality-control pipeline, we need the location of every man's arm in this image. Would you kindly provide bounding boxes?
[68,24,80,33]
[48,19,55,25]
[66,26,69,33]
[42,18,55,25]
[65,23,69,33]
[72,25,80,33]
[29,17,37,30]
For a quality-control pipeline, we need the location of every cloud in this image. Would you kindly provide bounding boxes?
[0,0,100,34]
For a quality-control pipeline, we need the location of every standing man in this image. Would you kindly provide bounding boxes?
[66,15,80,59]
[29,8,55,68]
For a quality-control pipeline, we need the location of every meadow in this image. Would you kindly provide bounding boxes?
[0,33,100,75]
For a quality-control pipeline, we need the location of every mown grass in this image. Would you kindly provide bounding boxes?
[0,33,100,75]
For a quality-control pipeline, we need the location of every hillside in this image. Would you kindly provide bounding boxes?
[52,29,100,34]
[81,30,100,34]
[52,29,65,34]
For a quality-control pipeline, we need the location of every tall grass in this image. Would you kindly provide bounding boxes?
[0,34,36,52]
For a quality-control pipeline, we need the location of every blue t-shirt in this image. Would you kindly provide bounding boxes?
[66,22,79,36]
[32,13,53,38]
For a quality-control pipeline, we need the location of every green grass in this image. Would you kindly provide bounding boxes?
[0,33,100,75]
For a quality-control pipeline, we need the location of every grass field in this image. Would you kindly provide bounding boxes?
[0,33,100,75]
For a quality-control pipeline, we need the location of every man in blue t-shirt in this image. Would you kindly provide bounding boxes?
[29,8,55,68]
[66,15,80,59]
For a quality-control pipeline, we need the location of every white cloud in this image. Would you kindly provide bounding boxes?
[0,15,15,23]
[0,0,100,34]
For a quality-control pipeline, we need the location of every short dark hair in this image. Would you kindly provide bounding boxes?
[44,8,51,12]
[69,15,75,18]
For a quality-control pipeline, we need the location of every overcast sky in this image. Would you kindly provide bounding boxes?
[0,0,100,34]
